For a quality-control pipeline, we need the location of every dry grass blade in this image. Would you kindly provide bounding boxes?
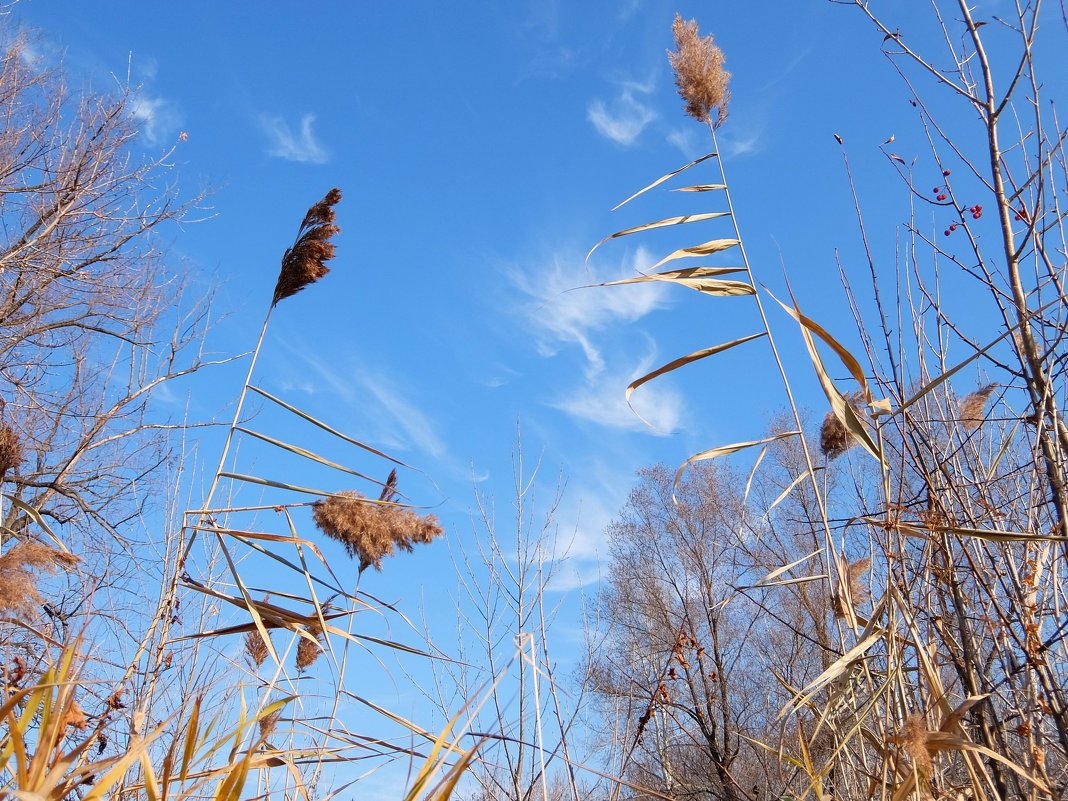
[611,152,717,211]
[626,333,766,424]
[673,430,798,500]
[650,238,740,270]
[586,212,730,261]
[248,385,409,468]
[273,187,342,305]
[672,183,727,192]
[235,426,385,485]
[779,629,885,719]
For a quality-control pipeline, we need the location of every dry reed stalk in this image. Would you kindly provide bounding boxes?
[668,14,731,127]
[272,188,342,305]
[0,540,79,618]
[312,489,443,572]
[960,384,995,429]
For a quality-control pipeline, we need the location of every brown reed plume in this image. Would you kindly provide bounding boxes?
[0,540,79,618]
[960,384,995,430]
[0,422,23,480]
[831,556,871,619]
[897,713,933,775]
[668,14,731,127]
[244,629,271,669]
[272,188,342,305]
[312,488,443,572]
[296,623,324,673]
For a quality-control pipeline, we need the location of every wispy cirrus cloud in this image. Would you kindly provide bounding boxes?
[260,113,330,164]
[550,346,683,435]
[513,246,664,376]
[130,94,181,146]
[587,78,657,147]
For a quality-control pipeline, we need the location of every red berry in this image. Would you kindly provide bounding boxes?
[950,224,957,231]
[937,194,947,201]
[973,212,981,219]
[944,230,951,236]
[934,187,941,194]
[943,169,951,176]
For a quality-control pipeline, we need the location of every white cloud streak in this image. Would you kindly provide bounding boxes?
[513,246,663,376]
[587,88,656,146]
[261,113,330,164]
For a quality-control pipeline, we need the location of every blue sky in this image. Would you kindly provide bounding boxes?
[11,0,1027,789]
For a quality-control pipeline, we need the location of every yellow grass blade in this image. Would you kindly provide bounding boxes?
[650,238,740,271]
[4,495,69,551]
[248,385,409,467]
[586,212,730,261]
[779,629,885,719]
[626,333,766,425]
[580,265,752,295]
[610,152,717,211]
[673,431,798,500]
[672,183,727,192]
[235,427,385,486]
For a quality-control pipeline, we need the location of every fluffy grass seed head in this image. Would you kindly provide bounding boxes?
[0,423,23,480]
[272,187,342,305]
[960,384,995,430]
[244,629,271,669]
[295,623,324,673]
[899,713,933,775]
[669,14,731,127]
[832,556,871,619]
[0,540,80,618]
[312,489,443,572]
[820,391,866,460]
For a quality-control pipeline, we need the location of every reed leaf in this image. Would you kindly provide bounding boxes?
[650,238,740,270]
[586,212,730,260]
[611,152,717,211]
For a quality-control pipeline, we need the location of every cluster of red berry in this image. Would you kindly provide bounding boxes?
[1014,208,1029,221]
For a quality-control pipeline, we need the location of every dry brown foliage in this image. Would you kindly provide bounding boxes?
[312,490,443,572]
[669,14,731,127]
[0,540,79,618]
[272,188,342,305]
[959,384,995,430]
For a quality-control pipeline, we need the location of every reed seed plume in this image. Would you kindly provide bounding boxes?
[832,556,871,619]
[669,14,731,127]
[312,487,443,572]
[259,709,282,741]
[960,384,995,429]
[819,392,865,459]
[296,623,324,673]
[244,629,271,669]
[272,187,342,306]
[0,540,79,618]
[898,713,933,775]
[0,423,23,480]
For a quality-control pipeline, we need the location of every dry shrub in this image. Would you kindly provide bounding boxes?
[0,540,80,618]
[272,188,342,305]
[668,14,731,127]
[0,424,22,479]
[296,624,324,673]
[959,384,995,430]
[312,490,443,572]
[244,629,271,669]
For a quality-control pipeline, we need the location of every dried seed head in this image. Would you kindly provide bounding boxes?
[819,392,866,459]
[0,424,22,480]
[0,541,80,618]
[244,629,271,669]
[960,384,995,430]
[295,624,324,673]
[668,14,731,127]
[259,709,282,741]
[312,486,443,572]
[832,556,872,619]
[899,713,933,775]
[272,188,342,305]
